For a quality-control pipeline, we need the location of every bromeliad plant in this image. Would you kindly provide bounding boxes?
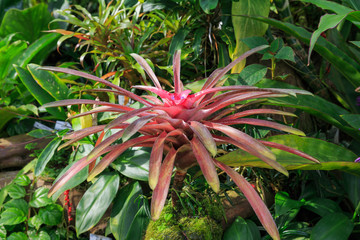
[41,45,319,240]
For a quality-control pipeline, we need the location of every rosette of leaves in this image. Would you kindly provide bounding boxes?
[41,45,319,240]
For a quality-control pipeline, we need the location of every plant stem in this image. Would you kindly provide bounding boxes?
[171,170,187,208]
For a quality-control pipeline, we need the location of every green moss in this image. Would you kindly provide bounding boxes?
[179,217,223,240]
[201,197,224,222]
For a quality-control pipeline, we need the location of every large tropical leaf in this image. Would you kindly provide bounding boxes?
[217,135,359,176]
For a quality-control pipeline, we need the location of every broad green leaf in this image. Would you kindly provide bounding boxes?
[4,199,28,215]
[76,173,120,235]
[0,40,27,81]
[28,230,51,240]
[351,41,360,48]
[223,217,260,240]
[35,137,61,176]
[0,208,26,225]
[28,64,70,101]
[112,147,150,181]
[39,204,63,226]
[15,65,66,119]
[200,0,218,14]
[231,0,270,73]
[217,135,360,176]
[275,192,303,218]
[340,114,360,129]
[7,232,27,240]
[7,184,26,199]
[301,0,353,15]
[29,214,43,230]
[0,105,37,131]
[29,187,53,208]
[0,4,53,43]
[125,205,150,240]
[303,198,342,217]
[308,14,347,63]
[227,64,268,86]
[310,213,353,240]
[275,46,295,62]
[13,175,31,186]
[110,181,143,240]
[0,225,5,239]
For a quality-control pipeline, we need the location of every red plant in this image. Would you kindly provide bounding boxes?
[41,46,319,240]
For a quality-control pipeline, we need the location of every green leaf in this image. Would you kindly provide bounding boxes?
[29,214,43,230]
[15,65,66,119]
[351,41,360,48]
[0,186,8,210]
[217,135,360,176]
[29,187,53,208]
[0,225,5,239]
[275,192,303,218]
[110,181,143,240]
[39,204,63,226]
[125,205,150,240]
[0,4,53,43]
[7,232,27,240]
[28,230,51,240]
[340,114,360,129]
[303,198,342,217]
[310,213,353,240]
[275,46,295,62]
[27,129,53,138]
[169,28,190,58]
[27,64,70,101]
[0,39,27,81]
[223,216,261,240]
[0,105,38,131]
[231,0,270,73]
[0,208,26,225]
[301,0,353,15]
[200,0,218,14]
[7,184,26,199]
[227,64,268,86]
[13,175,31,186]
[76,173,120,235]
[35,137,61,176]
[4,199,28,215]
[308,14,347,63]
[112,147,150,181]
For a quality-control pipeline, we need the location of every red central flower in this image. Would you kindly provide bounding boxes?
[41,46,319,240]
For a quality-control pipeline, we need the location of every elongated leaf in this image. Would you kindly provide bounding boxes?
[148,132,167,189]
[110,182,143,240]
[151,147,177,220]
[231,0,270,73]
[310,213,353,240]
[190,121,217,157]
[122,114,157,142]
[125,205,150,240]
[173,50,182,93]
[217,135,360,176]
[105,107,152,132]
[169,28,189,58]
[15,66,66,119]
[213,159,280,240]
[190,136,220,193]
[76,173,119,235]
[223,217,261,240]
[130,53,161,89]
[35,137,61,176]
[200,0,218,14]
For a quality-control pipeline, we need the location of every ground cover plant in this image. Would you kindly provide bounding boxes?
[0,0,360,239]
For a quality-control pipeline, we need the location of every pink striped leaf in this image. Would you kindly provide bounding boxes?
[87,129,125,160]
[173,50,182,94]
[130,53,162,89]
[40,66,153,106]
[122,114,158,142]
[213,159,280,240]
[67,106,126,120]
[190,136,220,193]
[151,147,177,220]
[189,121,217,157]
[218,118,305,136]
[224,109,297,120]
[59,125,106,150]
[149,132,167,190]
[42,99,134,111]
